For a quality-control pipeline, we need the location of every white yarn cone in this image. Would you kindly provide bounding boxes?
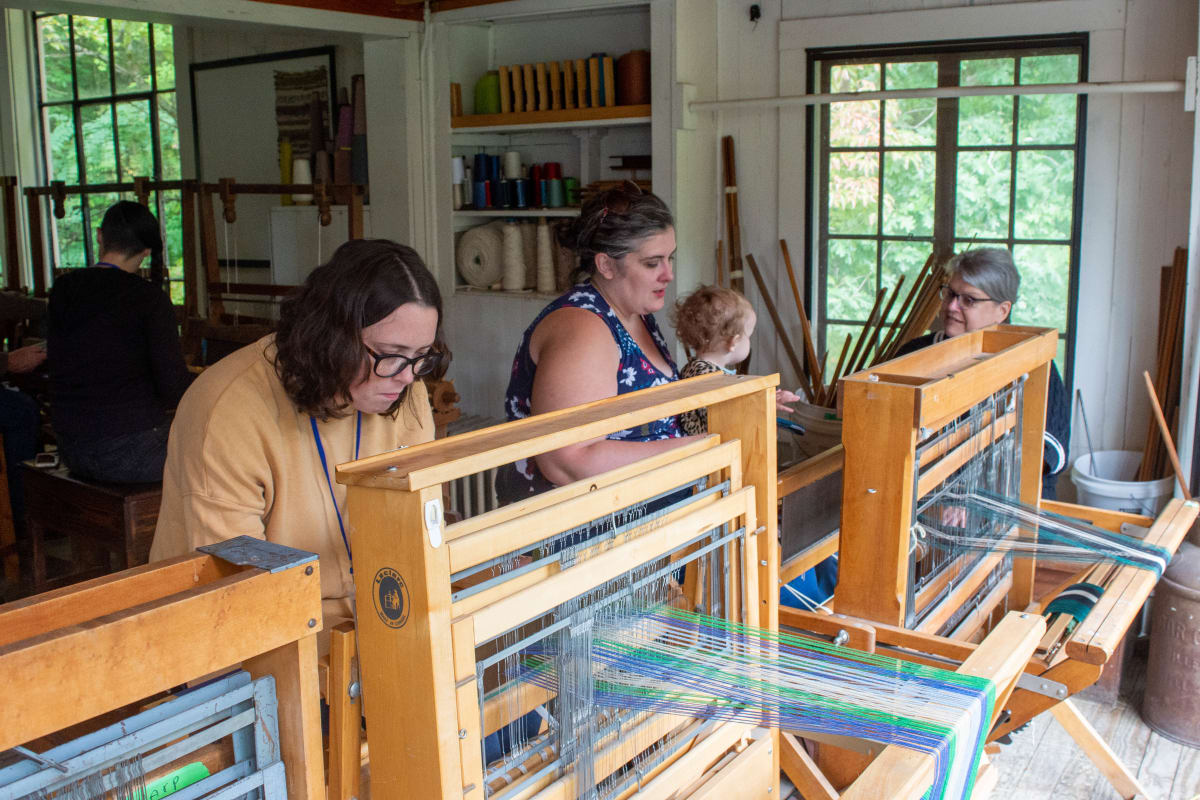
[502,222,525,291]
[536,217,555,293]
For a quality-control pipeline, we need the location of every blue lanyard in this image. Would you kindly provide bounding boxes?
[95,261,122,270]
[311,412,361,573]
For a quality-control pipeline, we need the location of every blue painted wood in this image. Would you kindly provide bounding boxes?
[0,671,290,800]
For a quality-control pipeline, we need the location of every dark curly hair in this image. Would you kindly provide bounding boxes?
[273,239,449,420]
[99,200,165,288]
[672,285,753,354]
[558,181,673,284]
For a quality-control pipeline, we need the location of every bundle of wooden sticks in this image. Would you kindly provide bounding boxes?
[750,241,948,408]
[1137,247,1188,482]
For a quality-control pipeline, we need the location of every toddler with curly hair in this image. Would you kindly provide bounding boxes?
[672,285,799,434]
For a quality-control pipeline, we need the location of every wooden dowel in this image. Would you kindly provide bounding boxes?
[1142,370,1190,498]
[842,288,886,380]
[877,253,936,359]
[779,238,823,399]
[820,333,853,408]
[745,253,808,396]
[716,239,725,288]
[856,276,905,372]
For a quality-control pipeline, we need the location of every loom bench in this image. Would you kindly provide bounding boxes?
[23,462,161,594]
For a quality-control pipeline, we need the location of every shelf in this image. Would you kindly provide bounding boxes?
[454,208,580,219]
[451,105,651,133]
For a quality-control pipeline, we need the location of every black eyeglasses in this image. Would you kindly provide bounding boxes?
[364,346,442,378]
[939,285,997,310]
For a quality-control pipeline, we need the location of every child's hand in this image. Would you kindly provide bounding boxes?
[776,389,801,414]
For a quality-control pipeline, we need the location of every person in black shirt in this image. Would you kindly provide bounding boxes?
[47,201,193,483]
[895,248,1070,499]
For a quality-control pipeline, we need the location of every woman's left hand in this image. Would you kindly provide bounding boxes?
[776,389,801,414]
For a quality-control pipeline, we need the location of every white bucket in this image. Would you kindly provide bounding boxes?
[786,399,843,462]
[1069,450,1173,517]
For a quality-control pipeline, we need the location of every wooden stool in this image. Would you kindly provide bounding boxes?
[22,462,161,594]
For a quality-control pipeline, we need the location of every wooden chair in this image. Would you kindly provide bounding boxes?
[0,435,17,587]
[22,463,161,593]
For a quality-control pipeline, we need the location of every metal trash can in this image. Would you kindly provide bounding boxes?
[1142,540,1200,746]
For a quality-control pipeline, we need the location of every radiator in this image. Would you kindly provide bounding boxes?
[444,414,504,518]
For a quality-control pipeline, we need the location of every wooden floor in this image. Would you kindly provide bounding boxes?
[989,645,1200,800]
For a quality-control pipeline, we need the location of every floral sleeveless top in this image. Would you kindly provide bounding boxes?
[500,283,682,499]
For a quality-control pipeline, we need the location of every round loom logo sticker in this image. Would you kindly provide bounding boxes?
[372,568,410,629]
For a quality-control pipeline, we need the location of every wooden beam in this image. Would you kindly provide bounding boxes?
[247,0,423,19]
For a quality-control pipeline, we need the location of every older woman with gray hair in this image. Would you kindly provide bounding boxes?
[897,247,1070,498]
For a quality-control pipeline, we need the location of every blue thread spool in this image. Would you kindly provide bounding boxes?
[489,155,501,183]
[473,181,488,209]
[514,179,529,209]
[547,179,565,208]
[499,179,515,208]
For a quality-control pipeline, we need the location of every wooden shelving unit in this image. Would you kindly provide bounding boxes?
[451,104,651,132]
[452,207,580,219]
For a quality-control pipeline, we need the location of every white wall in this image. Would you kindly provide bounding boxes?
[700,0,1197,475]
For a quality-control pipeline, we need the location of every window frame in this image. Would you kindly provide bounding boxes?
[805,33,1088,390]
[31,12,177,275]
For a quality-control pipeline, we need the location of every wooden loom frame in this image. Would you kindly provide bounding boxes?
[0,540,326,799]
[774,324,1199,798]
[336,372,1043,800]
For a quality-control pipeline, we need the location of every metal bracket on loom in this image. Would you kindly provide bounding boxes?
[1015,672,1068,700]
[197,535,318,573]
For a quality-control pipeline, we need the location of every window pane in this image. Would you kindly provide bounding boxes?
[37,15,73,102]
[958,96,1013,146]
[827,238,877,321]
[881,240,934,320]
[955,151,1011,239]
[115,100,153,180]
[885,98,936,146]
[961,58,1015,86]
[830,100,880,147]
[87,192,120,246]
[1017,94,1077,144]
[157,189,183,272]
[43,105,78,183]
[829,153,879,234]
[883,151,934,236]
[153,24,175,91]
[80,103,117,182]
[885,61,936,90]
[73,16,111,100]
[158,93,181,179]
[1015,150,1074,240]
[1019,54,1079,85]
[824,323,864,376]
[829,64,880,147]
[111,20,151,94]
[52,195,86,267]
[1010,243,1070,333]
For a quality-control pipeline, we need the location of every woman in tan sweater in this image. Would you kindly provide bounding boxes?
[150,239,447,633]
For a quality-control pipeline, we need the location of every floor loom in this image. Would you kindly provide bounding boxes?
[776,325,1198,798]
[337,373,1043,800]
[0,536,325,799]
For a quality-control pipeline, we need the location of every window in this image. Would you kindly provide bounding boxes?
[33,13,184,303]
[808,35,1086,380]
